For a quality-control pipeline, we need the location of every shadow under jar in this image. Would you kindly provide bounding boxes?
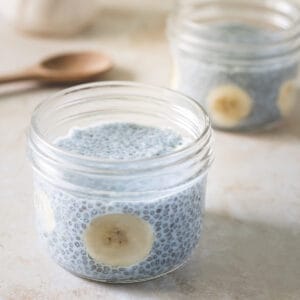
[27,82,213,283]
[168,0,300,131]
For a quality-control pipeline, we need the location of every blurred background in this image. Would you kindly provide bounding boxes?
[0,1,300,299]
[0,0,173,86]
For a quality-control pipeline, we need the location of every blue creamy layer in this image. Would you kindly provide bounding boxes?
[34,123,206,282]
[172,22,299,131]
[35,178,206,282]
[56,123,184,160]
[174,57,297,130]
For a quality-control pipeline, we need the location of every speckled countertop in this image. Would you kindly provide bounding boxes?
[0,1,299,299]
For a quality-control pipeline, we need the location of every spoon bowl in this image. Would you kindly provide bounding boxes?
[0,51,113,84]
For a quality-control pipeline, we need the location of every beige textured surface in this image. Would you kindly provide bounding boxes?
[0,2,300,299]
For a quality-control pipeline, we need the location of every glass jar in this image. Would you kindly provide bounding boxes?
[168,0,300,131]
[27,82,213,283]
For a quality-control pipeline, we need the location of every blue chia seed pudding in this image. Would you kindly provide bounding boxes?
[33,122,207,283]
[169,21,300,131]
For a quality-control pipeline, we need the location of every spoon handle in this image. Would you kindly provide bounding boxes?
[0,69,39,84]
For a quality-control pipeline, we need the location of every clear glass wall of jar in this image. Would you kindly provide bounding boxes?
[168,0,300,131]
[27,82,213,283]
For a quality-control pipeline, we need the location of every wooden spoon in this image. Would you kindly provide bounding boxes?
[0,51,113,84]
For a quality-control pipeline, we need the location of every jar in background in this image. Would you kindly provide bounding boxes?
[27,82,213,283]
[168,0,300,131]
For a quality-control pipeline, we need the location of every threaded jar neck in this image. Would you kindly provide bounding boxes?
[168,0,300,67]
[28,82,213,196]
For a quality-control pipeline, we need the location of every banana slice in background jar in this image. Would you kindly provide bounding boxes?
[206,85,253,128]
[277,80,297,117]
[84,214,154,267]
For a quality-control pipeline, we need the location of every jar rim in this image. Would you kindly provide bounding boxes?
[168,0,300,66]
[29,81,213,175]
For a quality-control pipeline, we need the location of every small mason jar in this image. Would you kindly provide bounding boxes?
[27,82,213,283]
[168,0,300,131]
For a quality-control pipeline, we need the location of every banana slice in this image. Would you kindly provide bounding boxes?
[34,190,55,233]
[83,214,154,267]
[206,85,253,127]
[277,81,296,116]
